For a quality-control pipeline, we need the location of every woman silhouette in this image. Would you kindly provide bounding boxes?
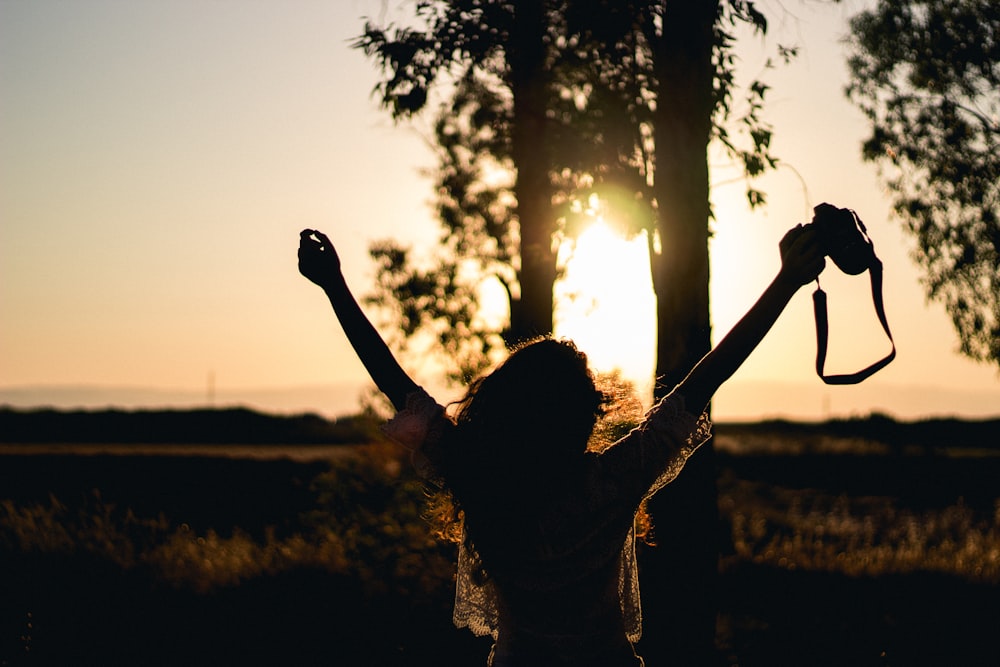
[298,225,825,667]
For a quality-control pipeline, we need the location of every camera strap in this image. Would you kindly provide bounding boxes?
[812,256,896,384]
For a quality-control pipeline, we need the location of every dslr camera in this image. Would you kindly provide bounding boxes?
[805,203,895,385]
[804,203,875,275]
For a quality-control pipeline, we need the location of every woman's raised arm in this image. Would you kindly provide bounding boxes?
[298,229,419,412]
[676,224,827,414]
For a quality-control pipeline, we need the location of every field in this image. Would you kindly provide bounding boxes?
[1,415,998,666]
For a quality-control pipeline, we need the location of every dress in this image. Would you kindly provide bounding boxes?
[382,387,712,667]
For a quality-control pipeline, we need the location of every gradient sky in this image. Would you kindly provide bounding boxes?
[2,0,998,420]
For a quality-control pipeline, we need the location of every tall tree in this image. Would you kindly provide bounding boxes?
[355,1,783,661]
[355,2,565,344]
[358,2,778,381]
[538,4,779,661]
[638,4,726,662]
[637,3,779,662]
[846,0,1000,367]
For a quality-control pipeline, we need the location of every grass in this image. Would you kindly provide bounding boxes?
[719,473,1000,583]
[1,434,998,665]
[0,444,452,595]
[4,461,995,593]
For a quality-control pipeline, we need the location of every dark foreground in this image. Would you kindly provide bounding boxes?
[1,448,998,667]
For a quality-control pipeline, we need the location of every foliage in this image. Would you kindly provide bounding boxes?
[301,444,456,599]
[3,447,997,595]
[720,474,1000,584]
[354,1,790,382]
[0,494,338,594]
[846,0,1000,367]
[0,446,452,597]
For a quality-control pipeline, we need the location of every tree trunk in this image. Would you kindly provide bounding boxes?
[508,1,556,342]
[639,1,720,664]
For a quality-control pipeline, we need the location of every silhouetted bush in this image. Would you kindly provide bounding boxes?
[0,406,382,445]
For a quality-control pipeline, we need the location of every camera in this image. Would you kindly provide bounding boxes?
[805,203,895,385]
[805,203,875,275]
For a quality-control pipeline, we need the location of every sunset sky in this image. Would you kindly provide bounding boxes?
[2,0,998,421]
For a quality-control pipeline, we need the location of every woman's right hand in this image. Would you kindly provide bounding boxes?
[777,224,826,287]
[298,229,342,288]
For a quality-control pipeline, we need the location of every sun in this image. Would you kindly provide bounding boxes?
[554,221,657,401]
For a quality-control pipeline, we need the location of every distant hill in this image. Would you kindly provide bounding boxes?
[4,379,1000,422]
[0,382,368,419]
[0,406,382,445]
[715,413,1000,455]
[2,405,997,452]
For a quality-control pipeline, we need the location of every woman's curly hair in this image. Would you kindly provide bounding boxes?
[422,338,655,566]
[424,338,607,575]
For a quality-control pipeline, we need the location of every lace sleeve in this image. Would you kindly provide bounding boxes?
[640,391,712,498]
[380,388,449,484]
[452,540,500,639]
[600,390,713,502]
[601,391,711,644]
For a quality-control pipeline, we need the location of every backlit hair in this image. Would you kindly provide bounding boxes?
[429,338,608,560]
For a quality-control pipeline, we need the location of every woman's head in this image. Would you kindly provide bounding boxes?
[432,338,608,563]
[453,337,606,468]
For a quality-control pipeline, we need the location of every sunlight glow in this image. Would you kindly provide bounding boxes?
[4,1,998,421]
[554,221,656,399]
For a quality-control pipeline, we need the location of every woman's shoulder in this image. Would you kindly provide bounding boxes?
[592,390,712,495]
[632,390,710,441]
[381,387,453,482]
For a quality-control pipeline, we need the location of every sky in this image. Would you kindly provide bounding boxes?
[1,0,998,421]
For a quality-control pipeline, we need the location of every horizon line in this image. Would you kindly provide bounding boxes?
[2,379,998,423]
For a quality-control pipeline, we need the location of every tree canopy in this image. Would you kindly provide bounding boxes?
[846,0,1000,367]
[355,0,783,384]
